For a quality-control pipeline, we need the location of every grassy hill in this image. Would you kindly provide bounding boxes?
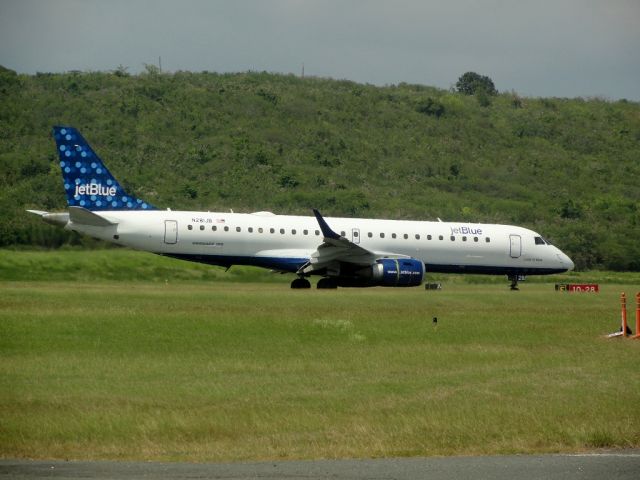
[1,66,639,270]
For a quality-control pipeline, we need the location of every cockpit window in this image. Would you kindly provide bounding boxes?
[534,236,551,245]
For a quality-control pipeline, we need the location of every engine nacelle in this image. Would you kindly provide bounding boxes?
[333,258,425,287]
[371,258,425,287]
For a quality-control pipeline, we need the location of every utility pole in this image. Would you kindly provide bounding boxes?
[158,56,162,73]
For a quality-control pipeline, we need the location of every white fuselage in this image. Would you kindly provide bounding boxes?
[66,210,574,276]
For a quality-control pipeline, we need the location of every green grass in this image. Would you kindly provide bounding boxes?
[3,248,640,284]
[1,259,640,461]
[0,248,289,283]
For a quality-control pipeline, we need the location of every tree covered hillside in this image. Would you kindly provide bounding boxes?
[1,66,639,270]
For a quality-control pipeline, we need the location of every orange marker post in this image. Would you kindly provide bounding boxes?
[634,293,640,340]
[621,293,628,337]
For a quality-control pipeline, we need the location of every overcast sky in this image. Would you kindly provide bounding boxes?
[1,0,638,100]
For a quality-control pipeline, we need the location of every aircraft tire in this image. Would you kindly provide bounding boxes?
[291,278,311,289]
[317,277,338,289]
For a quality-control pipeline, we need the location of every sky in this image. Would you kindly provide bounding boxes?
[1,0,638,100]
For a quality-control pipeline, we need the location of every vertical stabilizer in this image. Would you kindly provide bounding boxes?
[53,126,156,211]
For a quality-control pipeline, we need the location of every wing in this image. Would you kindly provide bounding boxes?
[298,209,409,275]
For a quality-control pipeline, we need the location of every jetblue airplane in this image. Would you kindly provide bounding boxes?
[28,126,574,289]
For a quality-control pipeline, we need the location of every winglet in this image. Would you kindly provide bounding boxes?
[312,209,341,240]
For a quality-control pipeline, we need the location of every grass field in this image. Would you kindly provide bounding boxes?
[1,250,640,462]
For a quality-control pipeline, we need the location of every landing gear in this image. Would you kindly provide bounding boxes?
[508,275,519,291]
[317,277,338,289]
[290,277,311,289]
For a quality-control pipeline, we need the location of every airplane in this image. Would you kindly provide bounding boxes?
[28,126,574,290]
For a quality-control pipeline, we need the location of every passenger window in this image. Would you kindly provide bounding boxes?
[212,226,217,231]
[473,237,478,242]
[270,228,275,234]
[280,228,285,234]
[438,235,443,240]
[199,225,205,231]
[224,226,229,232]
[403,234,408,239]
[392,233,397,239]
[315,230,320,236]
[340,231,346,237]
[353,231,359,238]
[450,236,455,241]
[368,232,373,238]
[303,229,308,235]
[258,227,263,233]
[236,227,241,232]
[248,227,253,233]
[486,238,491,243]
[292,229,296,235]
[415,234,420,240]
[380,233,385,239]
[462,236,467,242]
[188,225,193,230]
[427,235,432,240]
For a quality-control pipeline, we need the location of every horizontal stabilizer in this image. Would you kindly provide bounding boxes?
[26,209,49,217]
[69,206,117,226]
[27,209,70,227]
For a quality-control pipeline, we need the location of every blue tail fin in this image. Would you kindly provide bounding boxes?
[53,126,156,211]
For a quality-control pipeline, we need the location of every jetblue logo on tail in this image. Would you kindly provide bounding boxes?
[74,183,117,197]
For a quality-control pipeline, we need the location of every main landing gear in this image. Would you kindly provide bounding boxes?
[317,277,338,289]
[508,275,520,291]
[290,277,311,289]
[290,277,339,289]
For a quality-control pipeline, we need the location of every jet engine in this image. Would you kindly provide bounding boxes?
[371,258,425,286]
[336,258,425,287]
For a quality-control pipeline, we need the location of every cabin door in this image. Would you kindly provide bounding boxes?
[164,220,178,244]
[351,228,361,244]
[509,234,521,258]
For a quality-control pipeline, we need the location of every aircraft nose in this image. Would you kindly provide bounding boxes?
[557,251,574,271]
[566,256,575,271]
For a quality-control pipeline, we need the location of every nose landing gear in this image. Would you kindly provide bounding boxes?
[508,274,521,291]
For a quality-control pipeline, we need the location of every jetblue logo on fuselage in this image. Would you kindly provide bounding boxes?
[450,225,483,236]
[74,183,117,197]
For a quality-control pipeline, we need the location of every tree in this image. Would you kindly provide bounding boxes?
[476,88,492,107]
[416,98,445,118]
[113,65,130,77]
[456,72,497,96]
